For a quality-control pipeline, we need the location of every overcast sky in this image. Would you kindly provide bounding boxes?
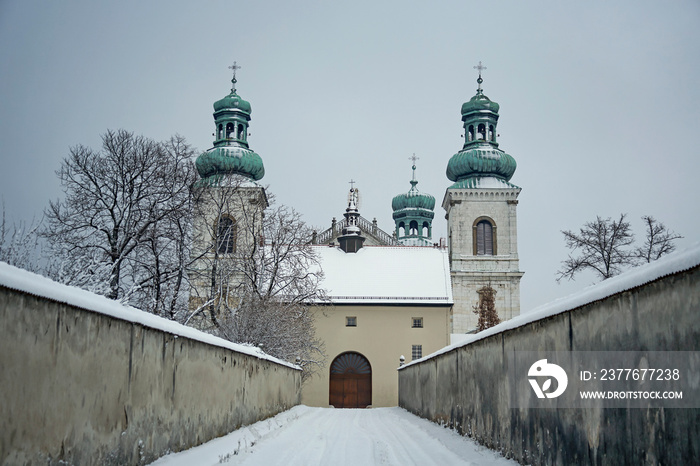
[1,0,698,313]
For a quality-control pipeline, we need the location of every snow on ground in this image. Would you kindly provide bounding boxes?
[149,406,516,466]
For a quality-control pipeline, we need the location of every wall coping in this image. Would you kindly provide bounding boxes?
[401,241,700,370]
[0,261,300,371]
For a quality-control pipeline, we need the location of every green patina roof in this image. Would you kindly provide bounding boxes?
[461,92,500,116]
[194,70,264,183]
[446,144,516,183]
[195,146,265,185]
[392,180,436,213]
[446,68,518,186]
[213,90,251,114]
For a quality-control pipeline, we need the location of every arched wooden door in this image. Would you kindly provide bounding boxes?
[329,352,372,408]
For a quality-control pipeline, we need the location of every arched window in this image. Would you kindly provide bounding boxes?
[398,222,406,238]
[237,123,245,140]
[216,216,236,254]
[422,222,430,238]
[217,124,223,139]
[475,219,495,255]
[409,220,419,236]
[225,123,234,139]
[489,125,495,141]
[468,125,474,142]
[477,124,486,140]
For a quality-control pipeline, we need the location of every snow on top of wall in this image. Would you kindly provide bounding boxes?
[313,245,453,304]
[0,261,299,370]
[401,241,700,370]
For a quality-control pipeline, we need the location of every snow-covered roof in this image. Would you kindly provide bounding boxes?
[313,245,453,305]
[0,261,299,370]
[401,242,700,369]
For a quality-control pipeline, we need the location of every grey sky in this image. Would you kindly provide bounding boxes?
[1,0,698,313]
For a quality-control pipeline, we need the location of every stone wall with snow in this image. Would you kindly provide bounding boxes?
[0,262,301,466]
[398,244,700,465]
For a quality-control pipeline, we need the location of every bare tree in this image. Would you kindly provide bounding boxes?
[42,130,196,313]
[557,213,635,282]
[473,284,501,332]
[635,215,683,263]
[0,204,43,273]
[187,177,326,379]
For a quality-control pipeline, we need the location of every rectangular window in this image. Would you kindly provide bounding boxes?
[412,344,422,360]
[346,316,357,327]
[412,317,423,328]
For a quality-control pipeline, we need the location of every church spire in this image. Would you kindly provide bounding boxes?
[194,64,265,186]
[392,156,435,246]
[338,181,366,253]
[445,63,518,188]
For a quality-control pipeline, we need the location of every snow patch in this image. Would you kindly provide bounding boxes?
[312,246,453,304]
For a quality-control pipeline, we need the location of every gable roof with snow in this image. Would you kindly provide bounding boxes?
[313,245,453,305]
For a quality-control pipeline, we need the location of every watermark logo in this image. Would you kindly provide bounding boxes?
[528,359,568,398]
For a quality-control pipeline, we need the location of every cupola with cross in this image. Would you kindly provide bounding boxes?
[392,155,435,246]
[442,62,524,335]
[446,61,517,189]
[195,62,265,186]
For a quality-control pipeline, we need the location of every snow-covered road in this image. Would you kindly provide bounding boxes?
[150,406,516,465]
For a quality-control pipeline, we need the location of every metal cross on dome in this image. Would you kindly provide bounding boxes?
[474,61,486,91]
[228,61,241,91]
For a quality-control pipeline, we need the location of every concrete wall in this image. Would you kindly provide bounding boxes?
[0,285,301,465]
[303,304,450,407]
[399,264,700,465]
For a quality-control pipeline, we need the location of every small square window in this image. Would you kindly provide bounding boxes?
[412,317,423,328]
[412,344,422,360]
[346,316,357,327]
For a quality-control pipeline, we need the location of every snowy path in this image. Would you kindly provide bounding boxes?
[150,406,516,466]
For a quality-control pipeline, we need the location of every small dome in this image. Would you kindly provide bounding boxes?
[213,91,252,114]
[446,144,516,183]
[461,92,500,116]
[392,181,436,212]
[195,146,265,184]
[391,191,436,212]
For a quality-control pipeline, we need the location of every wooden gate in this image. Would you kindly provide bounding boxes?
[329,352,372,408]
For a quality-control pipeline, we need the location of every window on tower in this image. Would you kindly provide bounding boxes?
[478,124,486,140]
[225,123,234,139]
[475,219,495,256]
[237,123,244,140]
[216,216,236,254]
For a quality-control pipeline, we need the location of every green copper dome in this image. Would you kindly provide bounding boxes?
[461,92,500,116]
[392,179,436,212]
[194,69,265,185]
[213,91,251,114]
[195,146,265,185]
[392,160,435,245]
[446,144,516,183]
[446,67,517,187]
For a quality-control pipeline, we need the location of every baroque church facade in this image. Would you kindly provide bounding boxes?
[189,65,523,407]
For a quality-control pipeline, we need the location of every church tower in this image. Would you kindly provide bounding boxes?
[392,157,436,246]
[189,64,268,327]
[443,64,524,334]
